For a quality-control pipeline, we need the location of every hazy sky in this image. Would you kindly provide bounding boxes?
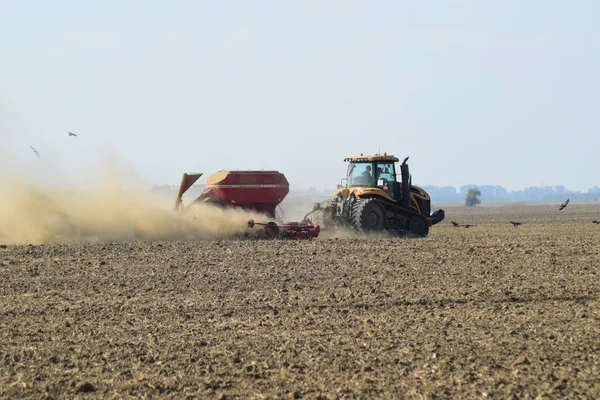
[1,1,599,192]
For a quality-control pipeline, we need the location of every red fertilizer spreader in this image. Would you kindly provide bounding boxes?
[174,170,320,240]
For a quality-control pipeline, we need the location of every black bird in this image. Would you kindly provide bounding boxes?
[559,198,569,210]
[451,221,477,228]
[67,131,78,137]
[593,220,600,224]
[30,146,40,157]
[510,221,522,227]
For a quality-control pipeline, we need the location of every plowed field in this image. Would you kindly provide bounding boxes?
[2,203,600,399]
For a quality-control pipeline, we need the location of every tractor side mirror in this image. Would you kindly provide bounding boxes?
[339,178,348,189]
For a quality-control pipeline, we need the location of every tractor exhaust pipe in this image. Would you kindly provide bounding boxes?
[400,157,410,209]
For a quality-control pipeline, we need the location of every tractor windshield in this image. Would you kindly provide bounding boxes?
[347,162,375,186]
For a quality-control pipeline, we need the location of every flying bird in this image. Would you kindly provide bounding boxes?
[451,221,460,228]
[510,221,522,227]
[67,132,78,137]
[30,146,40,157]
[593,220,600,224]
[559,199,569,210]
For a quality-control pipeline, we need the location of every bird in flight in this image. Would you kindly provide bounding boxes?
[30,146,40,157]
[559,199,569,210]
[67,132,78,137]
[451,221,460,228]
[593,220,600,224]
[510,221,522,227]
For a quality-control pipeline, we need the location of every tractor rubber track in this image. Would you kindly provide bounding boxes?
[351,198,386,232]
[351,197,429,237]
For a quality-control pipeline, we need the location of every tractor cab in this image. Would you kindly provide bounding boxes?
[343,153,409,204]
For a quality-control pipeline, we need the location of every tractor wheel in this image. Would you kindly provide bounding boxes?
[408,215,429,238]
[352,199,387,232]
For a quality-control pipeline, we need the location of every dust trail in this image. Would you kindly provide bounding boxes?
[282,200,400,240]
[318,226,402,240]
[0,154,268,245]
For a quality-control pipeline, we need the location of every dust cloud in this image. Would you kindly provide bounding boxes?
[0,154,267,245]
[281,198,395,240]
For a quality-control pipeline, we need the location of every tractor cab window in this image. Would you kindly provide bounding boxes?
[347,162,375,186]
[375,162,396,186]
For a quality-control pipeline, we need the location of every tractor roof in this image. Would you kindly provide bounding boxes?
[343,154,400,162]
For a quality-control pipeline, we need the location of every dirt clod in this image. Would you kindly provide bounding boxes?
[75,382,95,393]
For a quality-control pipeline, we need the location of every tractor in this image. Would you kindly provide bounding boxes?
[302,153,444,237]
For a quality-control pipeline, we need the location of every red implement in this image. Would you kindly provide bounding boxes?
[175,170,320,239]
[247,219,320,240]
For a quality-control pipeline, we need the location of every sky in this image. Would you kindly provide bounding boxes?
[1,1,599,192]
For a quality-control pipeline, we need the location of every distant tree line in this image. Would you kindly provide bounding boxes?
[422,184,600,202]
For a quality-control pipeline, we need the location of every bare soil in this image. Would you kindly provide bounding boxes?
[1,203,600,399]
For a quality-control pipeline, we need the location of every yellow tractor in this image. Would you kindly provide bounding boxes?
[303,153,444,237]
